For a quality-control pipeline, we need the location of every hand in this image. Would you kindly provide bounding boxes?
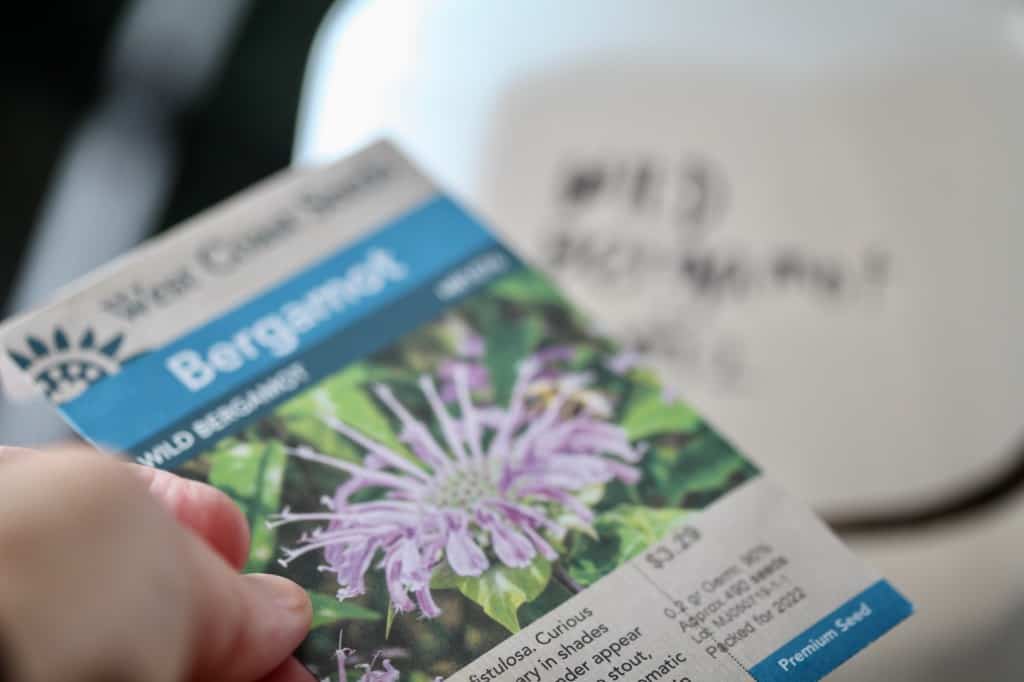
[0,446,314,682]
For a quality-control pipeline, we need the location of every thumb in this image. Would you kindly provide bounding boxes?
[177,513,313,682]
[132,462,314,680]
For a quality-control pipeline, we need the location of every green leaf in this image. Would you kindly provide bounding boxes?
[409,673,441,682]
[621,386,701,440]
[276,393,352,457]
[325,366,407,453]
[489,271,564,305]
[434,557,551,632]
[247,523,277,571]
[207,440,287,572]
[308,592,381,628]
[485,316,544,405]
[628,367,664,389]
[644,430,758,507]
[566,505,688,587]
[602,505,689,557]
[277,363,409,461]
[385,602,396,639]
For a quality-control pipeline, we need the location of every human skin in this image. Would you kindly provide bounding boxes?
[0,446,315,682]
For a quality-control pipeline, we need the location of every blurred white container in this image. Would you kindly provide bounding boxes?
[290,2,1024,675]
[294,0,1024,514]
[295,7,1024,676]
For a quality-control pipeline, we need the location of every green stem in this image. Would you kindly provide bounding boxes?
[552,561,583,595]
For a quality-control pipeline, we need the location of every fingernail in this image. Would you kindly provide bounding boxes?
[243,574,311,618]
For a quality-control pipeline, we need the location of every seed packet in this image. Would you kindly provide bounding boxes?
[0,141,910,681]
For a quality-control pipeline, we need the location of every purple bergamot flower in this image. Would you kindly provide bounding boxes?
[323,631,441,682]
[328,645,399,682]
[269,351,643,619]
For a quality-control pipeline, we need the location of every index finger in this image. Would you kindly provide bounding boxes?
[1,445,251,571]
[133,465,252,572]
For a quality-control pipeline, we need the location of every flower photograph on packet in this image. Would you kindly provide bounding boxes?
[182,266,757,680]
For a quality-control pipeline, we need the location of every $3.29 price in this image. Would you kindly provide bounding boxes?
[645,525,701,570]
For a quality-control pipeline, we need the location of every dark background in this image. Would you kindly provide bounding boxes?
[0,1,337,309]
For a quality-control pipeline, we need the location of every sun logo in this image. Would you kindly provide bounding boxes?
[7,327,125,404]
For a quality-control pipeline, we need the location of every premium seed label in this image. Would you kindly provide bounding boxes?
[0,141,910,681]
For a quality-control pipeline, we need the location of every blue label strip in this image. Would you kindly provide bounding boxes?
[58,195,509,459]
[748,580,912,681]
[128,243,521,467]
